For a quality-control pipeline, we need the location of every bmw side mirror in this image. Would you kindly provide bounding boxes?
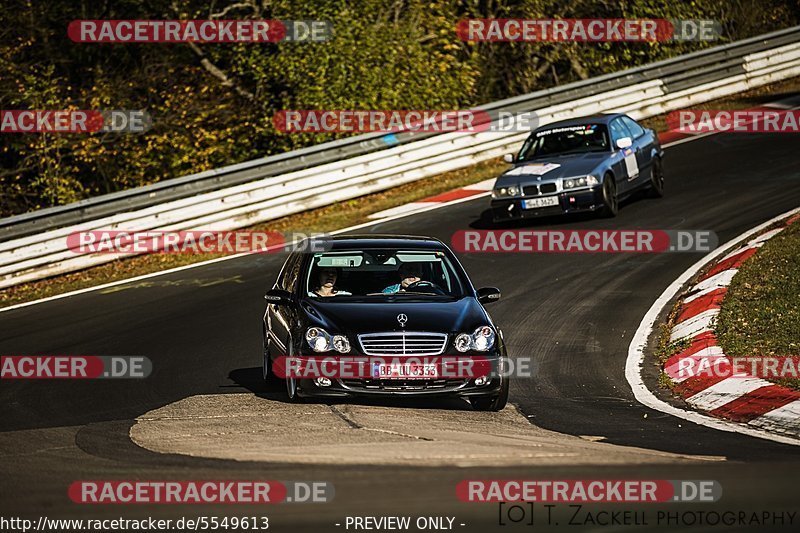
[503,153,515,164]
[615,137,633,150]
[264,288,293,305]
[477,287,501,304]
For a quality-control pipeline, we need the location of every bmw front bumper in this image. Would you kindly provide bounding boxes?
[491,186,603,222]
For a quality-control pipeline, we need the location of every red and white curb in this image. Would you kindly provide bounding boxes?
[367,179,495,220]
[627,207,800,446]
[664,217,800,437]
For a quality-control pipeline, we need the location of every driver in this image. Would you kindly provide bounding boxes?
[382,262,423,294]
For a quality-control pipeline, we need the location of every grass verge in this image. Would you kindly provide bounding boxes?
[653,312,692,392]
[2,76,800,309]
[716,220,800,390]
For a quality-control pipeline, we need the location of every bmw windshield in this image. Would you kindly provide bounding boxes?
[519,123,610,160]
[305,249,467,299]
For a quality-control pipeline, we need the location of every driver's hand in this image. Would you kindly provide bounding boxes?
[400,276,420,289]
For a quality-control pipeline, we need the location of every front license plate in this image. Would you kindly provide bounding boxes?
[373,363,438,379]
[523,196,559,209]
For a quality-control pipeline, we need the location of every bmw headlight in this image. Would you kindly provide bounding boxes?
[454,326,496,352]
[562,175,599,189]
[305,328,351,353]
[492,185,520,198]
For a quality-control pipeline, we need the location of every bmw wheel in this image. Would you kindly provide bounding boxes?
[648,157,664,198]
[600,174,618,217]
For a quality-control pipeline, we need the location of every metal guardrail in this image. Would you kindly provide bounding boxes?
[2,25,799,242]
[1,26,799,289]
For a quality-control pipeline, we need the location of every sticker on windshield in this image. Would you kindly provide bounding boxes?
[507,163,561,176]
[536,124,599,137]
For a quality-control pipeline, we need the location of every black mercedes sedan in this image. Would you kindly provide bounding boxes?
[491,113,664,222]
[262,235,509,411]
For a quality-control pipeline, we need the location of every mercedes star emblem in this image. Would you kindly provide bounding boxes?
[397,313,408,327]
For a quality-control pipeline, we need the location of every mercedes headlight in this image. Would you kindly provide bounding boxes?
[454,326,496,352]
[332,335,351,353]
[492,185,521,198]
[305,327,351,353]
[454,333,471,352]
[562,175,599,189]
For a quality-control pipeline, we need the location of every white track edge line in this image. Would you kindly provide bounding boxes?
[625,206,800,446]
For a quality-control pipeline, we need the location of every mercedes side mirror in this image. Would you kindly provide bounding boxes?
[615,137,633,150]
[264,288,294,305]
[503,153,515,164]
[477,287,501,304]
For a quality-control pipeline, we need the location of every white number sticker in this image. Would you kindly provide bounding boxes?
[507,163,561,176]
[624,151,640,179]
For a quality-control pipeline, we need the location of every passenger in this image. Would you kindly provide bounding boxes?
[310,267,351,297]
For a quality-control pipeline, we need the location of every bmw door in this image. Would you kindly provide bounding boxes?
[608,117,639,194]
[621,115,655,187]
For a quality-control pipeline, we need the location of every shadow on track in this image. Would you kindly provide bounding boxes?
[227,366,472,411]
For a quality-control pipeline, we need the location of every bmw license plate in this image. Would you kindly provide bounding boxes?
[523,196,559,209]
[373,363,438,379]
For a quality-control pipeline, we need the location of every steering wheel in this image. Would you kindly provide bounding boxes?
[405,280,446,295]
